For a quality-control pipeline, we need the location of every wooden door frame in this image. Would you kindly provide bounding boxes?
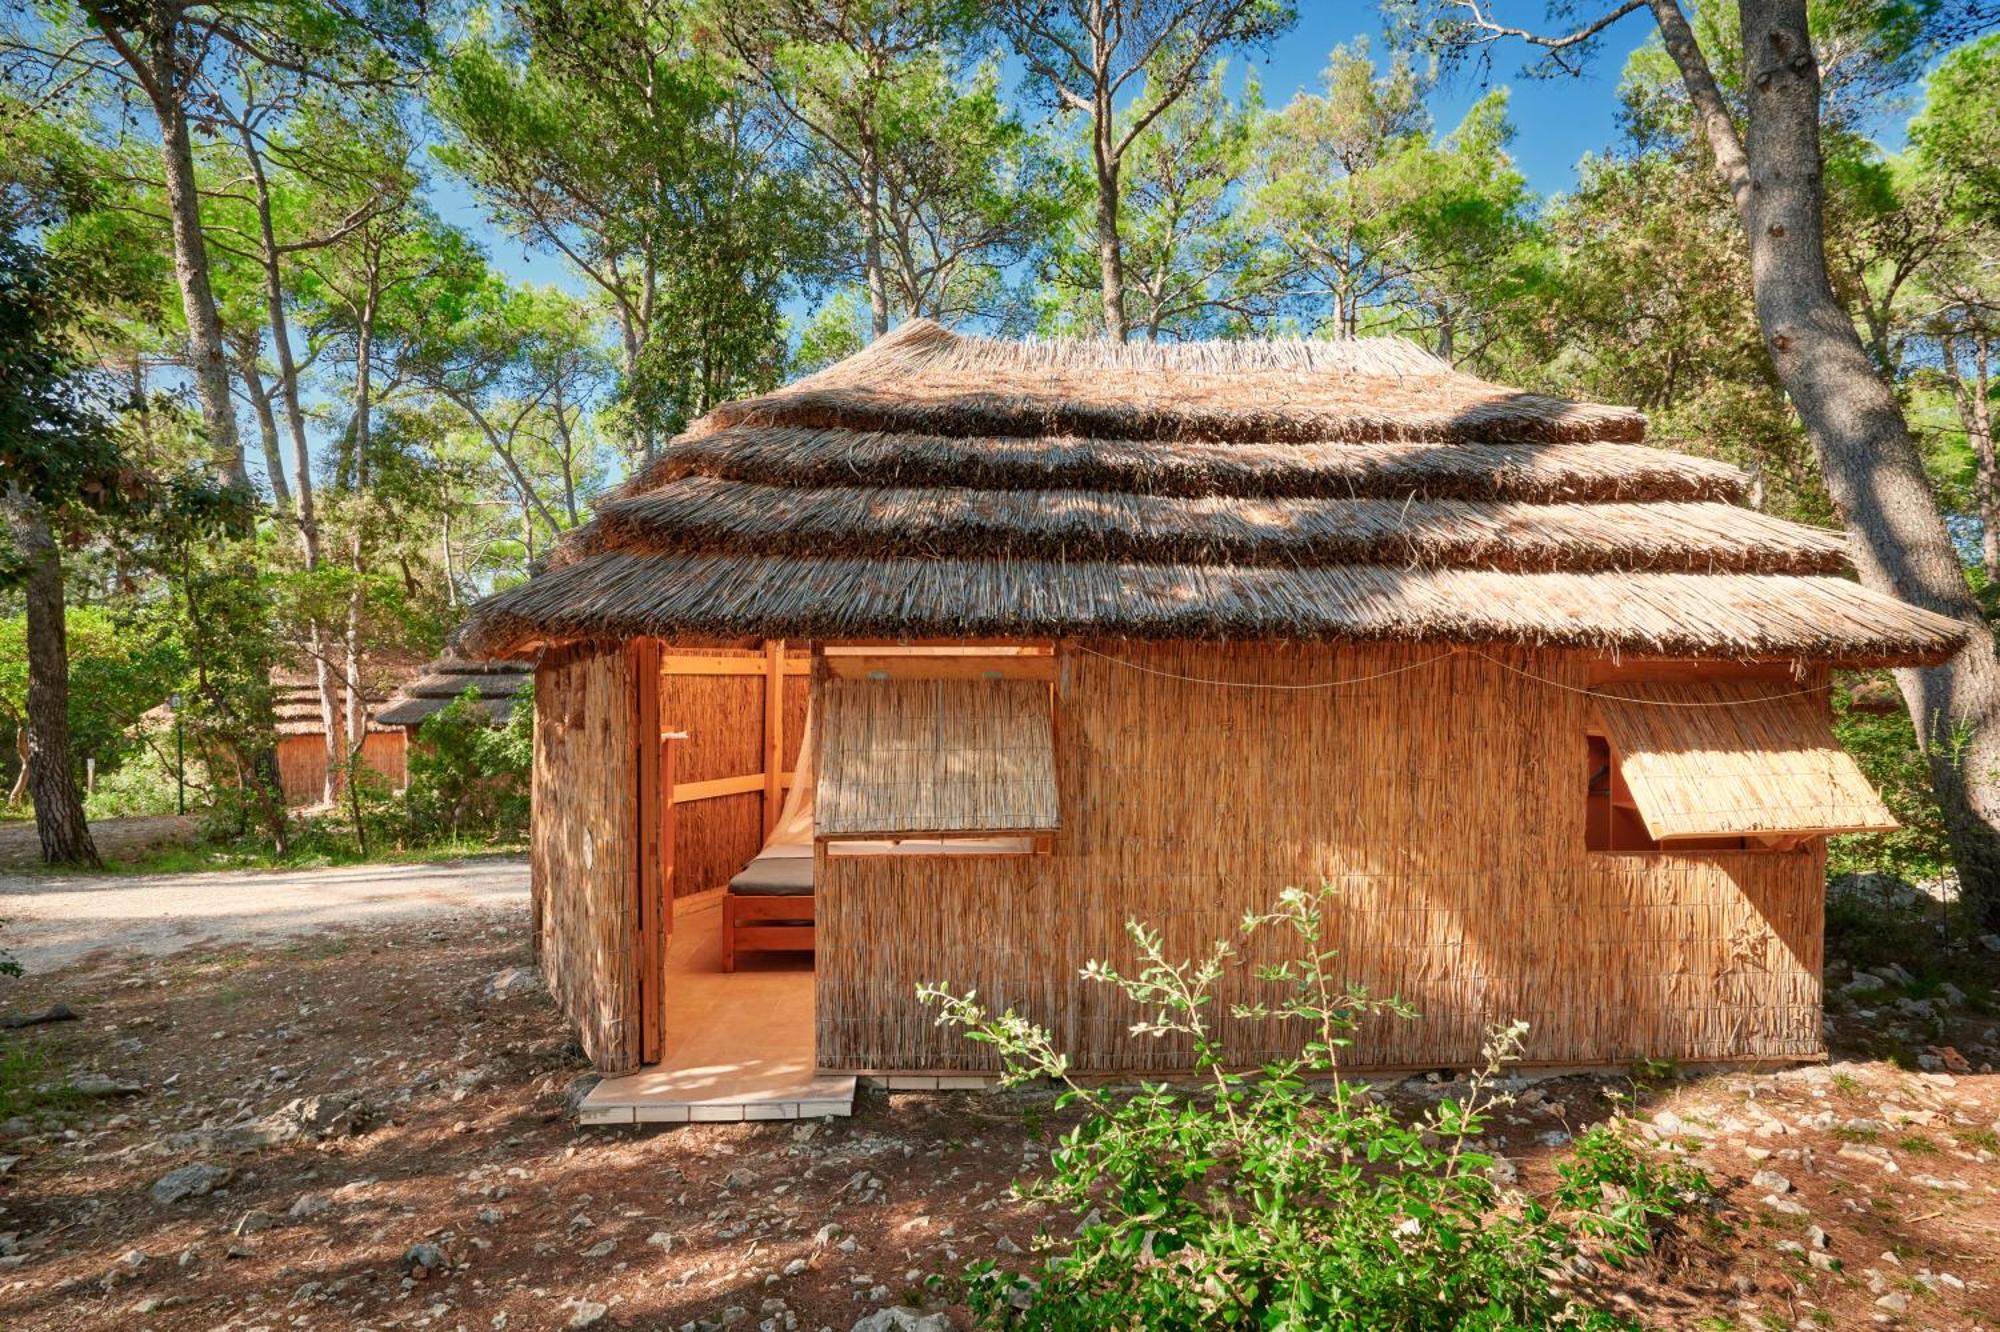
[631,639,673,1066]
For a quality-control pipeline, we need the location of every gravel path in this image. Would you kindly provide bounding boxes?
[0,855,528,973]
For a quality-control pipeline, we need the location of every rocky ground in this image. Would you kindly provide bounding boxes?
[0,884,1992,1331]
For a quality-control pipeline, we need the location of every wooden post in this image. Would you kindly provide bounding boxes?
[762,639,785,837]
[630,639,667,1067]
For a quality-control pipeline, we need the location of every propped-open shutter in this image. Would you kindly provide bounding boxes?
[817,678,1058,837]
[1594,681,1896,841]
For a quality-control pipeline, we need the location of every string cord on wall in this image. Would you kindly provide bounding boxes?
[1067,643,1833,708]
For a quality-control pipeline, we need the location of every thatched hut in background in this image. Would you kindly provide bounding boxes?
[271,669,407,805]
[376,658,535,732]
[455,320,1964,1081]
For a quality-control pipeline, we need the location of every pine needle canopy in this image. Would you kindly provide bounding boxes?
[456,320,1965,666]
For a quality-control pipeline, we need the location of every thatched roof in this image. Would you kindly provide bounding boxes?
[270,670,395,737]
[375,657,534,729]
[456,320,1966,666]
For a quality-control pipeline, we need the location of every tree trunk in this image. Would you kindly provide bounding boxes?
[124,8,243,488]
[1092,97,1129,343]
[344,270,378,850]
[441,505,460,608]
[1654,0,2000,924]
[2,492,99,868]
[864,147,890,338]
[238,130,338,802]
[1949,336,2000,585]
[8,728,26,808]
[235,340,291,510]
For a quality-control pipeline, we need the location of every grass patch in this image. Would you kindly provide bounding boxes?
[1897,1134,1940,1155]
[1831,1125,1880,1144]
[97,835,525,877]
[1953,1127,1999,1152]
[0,1042,84,1122]
[286,936,356,961]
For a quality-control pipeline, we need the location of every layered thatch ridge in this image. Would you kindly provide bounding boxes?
[698,318,1647,445]
[457,320,1966,665]
[587,478,1846,575]
[376,658,534,729]
[271,674,393,736]
[618,429,1745,506]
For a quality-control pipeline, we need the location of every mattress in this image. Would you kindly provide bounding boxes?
[727,848,815,896]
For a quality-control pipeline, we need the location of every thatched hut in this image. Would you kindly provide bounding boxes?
[271,669,407,805]
[455,320,1964,1080]
[376,658,535,731]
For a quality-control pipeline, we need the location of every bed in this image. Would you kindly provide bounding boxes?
[723,843,815,972]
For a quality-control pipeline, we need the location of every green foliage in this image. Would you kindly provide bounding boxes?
[0,233,136,572]
[1244,43,1538,360]
[1912,34,2000,227]
[1829,688,1953,883]
[438,0,834,447]
[1043,57,1269,338]
[718,1,1061,328]
[0,606,182,784]
[923,887,1709,1330]
[402,685,534,842]
[84,740,191,821]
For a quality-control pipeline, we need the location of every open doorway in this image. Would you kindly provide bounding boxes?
[580,642,845,1124]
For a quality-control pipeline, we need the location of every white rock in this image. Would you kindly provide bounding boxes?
[850,1311,950,1332]
[481,967,546,1004]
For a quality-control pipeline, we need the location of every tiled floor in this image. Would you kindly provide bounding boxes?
[580,890,854,1125]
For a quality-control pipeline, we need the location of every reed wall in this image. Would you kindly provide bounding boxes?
[531,644,641,1072]
[657,647,810,896]
[275,731,407,805]
[815,642,1827,1072]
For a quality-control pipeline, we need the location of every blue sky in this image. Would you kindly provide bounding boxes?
[428,7,1660,299]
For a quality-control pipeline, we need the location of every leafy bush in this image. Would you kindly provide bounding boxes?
[83,738,196,820]
[1829,688,1951,884]
[923,887,1708,1331]
[401,684,533,843]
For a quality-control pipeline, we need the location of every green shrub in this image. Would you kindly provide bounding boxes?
[1828,689,1951,884]
[401,684,533,843]
[84,738,197,820]
[923,887,1709,1331]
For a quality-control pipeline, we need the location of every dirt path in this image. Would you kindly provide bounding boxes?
[0,815,197,871]
[0,856,528,973]
[0,913,1993,1331]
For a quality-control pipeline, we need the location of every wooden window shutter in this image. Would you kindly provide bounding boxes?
[1592,681,1897,842]
[816,678,1058,838]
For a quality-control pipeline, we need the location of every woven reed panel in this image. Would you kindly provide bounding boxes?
[1594,682,1897,839]
[275,734,328,806]
[275,731,405,805]
[817,679,1058,837]
[816,642,1827,1073]
[673,792,764,897]
[660,662,763,783]
[530,645,641,1072]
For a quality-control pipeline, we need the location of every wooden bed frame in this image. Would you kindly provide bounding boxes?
[722,894,815,973]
